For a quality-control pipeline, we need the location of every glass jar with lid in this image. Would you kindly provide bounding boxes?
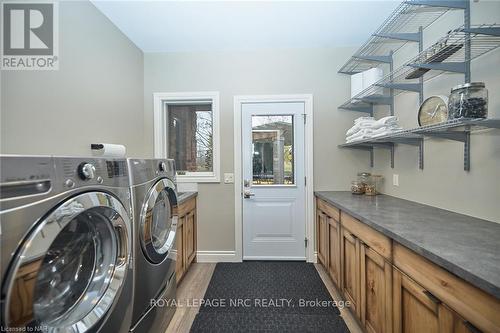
[365,175,383,196]
[357,172,371,186]
[448,82,488,120]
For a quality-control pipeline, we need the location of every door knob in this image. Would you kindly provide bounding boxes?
[244,190,255,199]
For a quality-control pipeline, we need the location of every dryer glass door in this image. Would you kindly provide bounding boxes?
[4,192,131,332]
[140,178,178,264]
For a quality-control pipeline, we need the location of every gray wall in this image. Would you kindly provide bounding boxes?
[1,1,145,157]
[372,1,500,222]
[144,47,367,251]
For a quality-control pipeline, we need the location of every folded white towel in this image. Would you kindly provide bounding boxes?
[346,128,373,142]
[346,120,376,137]
[354,116,374,124]
[371,127,403,137]
[345,116,403,143]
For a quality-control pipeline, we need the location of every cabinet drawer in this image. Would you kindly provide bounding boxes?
[178,197,196,216]
[317,198,340,221]
[341,211,392,261]
[394,243,500,333]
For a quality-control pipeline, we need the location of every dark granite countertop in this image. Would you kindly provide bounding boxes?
[177,191,197,204]
[315,191,500,299]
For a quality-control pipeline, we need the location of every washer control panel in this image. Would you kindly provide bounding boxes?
[78,162,96,180]
[55,157,129,188]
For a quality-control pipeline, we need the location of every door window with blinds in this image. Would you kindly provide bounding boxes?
[154,92,220,182]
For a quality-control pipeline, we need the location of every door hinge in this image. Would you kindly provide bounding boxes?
[305,237,308,248]
[302,114,307,124]
[304,176,307,186]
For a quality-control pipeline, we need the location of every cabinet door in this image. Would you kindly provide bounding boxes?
[185,210,196,266]
[316,211,328,267]
[341,227,360,317]
[393,268,454,333]
[360,244,392,333]
[176,220,185,283]
[327,216,340,287]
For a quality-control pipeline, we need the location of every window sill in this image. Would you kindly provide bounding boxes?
[176,175,220,183]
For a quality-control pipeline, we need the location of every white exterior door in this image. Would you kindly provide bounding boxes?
[242,102,306,260]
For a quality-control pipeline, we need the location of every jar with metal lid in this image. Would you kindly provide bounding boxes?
[448,82,488,120]
[357,172,371,186]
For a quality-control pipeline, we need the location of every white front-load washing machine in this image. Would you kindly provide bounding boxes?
[128,159,178,333]
[0,155,134,333]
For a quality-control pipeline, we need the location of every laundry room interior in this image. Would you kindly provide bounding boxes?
[1,0,500,332]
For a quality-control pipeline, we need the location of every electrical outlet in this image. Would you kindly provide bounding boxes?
[393,174,399,187]
[224,173,234,184]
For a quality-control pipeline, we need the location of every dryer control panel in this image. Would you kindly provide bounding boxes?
[54,157,130,189]
[127,159,176,186]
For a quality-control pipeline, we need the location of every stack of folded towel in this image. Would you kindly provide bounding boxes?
[346,116,403,143]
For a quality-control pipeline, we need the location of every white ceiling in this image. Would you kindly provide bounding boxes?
[91,1,400,53]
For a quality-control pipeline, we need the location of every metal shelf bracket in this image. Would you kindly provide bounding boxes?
[340,105,374,115]
[375,83,422,93]
[463,27,500,37]
[408,62,466,74]
[359,95,393,105]
[373,32,421,42]
[352,54,393,64]
[346,146,375,168]
[424,131,471,171]
[372,143,395,168]
[390,137,425,170]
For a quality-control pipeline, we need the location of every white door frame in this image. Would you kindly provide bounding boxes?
[233,94,314,262]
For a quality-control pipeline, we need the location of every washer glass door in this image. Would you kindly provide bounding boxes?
[140,178,178,264]
[4,192,131,332]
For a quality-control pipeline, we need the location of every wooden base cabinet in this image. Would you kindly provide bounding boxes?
[316,211,328,267]
[176,196,197,283]
[315,195,499,333]
[327,217,341,287]
[341,227,360,317]
[360,244,392,333]
[393,268,481,333]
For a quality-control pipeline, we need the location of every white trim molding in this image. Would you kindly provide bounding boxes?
[153,91,221,183]
[233,94,314,263]
[196,250,237,263]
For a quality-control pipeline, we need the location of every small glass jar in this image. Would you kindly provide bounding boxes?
[365,175,383,196]
[448,82,488,120]
[351,181,365,195]
[357,172,371,186]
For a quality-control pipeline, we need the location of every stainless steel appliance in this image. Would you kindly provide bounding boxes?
[128,159,178,333]
[0,155,134,333]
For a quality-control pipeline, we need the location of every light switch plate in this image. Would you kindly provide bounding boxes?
[393,174,399,187]
[224,173,234,184]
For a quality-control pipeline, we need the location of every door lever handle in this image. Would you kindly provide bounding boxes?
[244,190,255,199]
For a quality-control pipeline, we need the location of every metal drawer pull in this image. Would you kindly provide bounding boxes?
[463,321,482,333]
[423,290,441,304]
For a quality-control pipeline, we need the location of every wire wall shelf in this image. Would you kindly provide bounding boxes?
[339,118,500,171]
[339,24,500,115]
[338,0,467,75]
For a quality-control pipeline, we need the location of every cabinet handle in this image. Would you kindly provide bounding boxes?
[423,290,441,304]
[463,321,482,333]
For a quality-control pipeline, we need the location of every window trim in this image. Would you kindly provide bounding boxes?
[153,91,220,183]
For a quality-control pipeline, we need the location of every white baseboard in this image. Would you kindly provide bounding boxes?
[196,250,238,263]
